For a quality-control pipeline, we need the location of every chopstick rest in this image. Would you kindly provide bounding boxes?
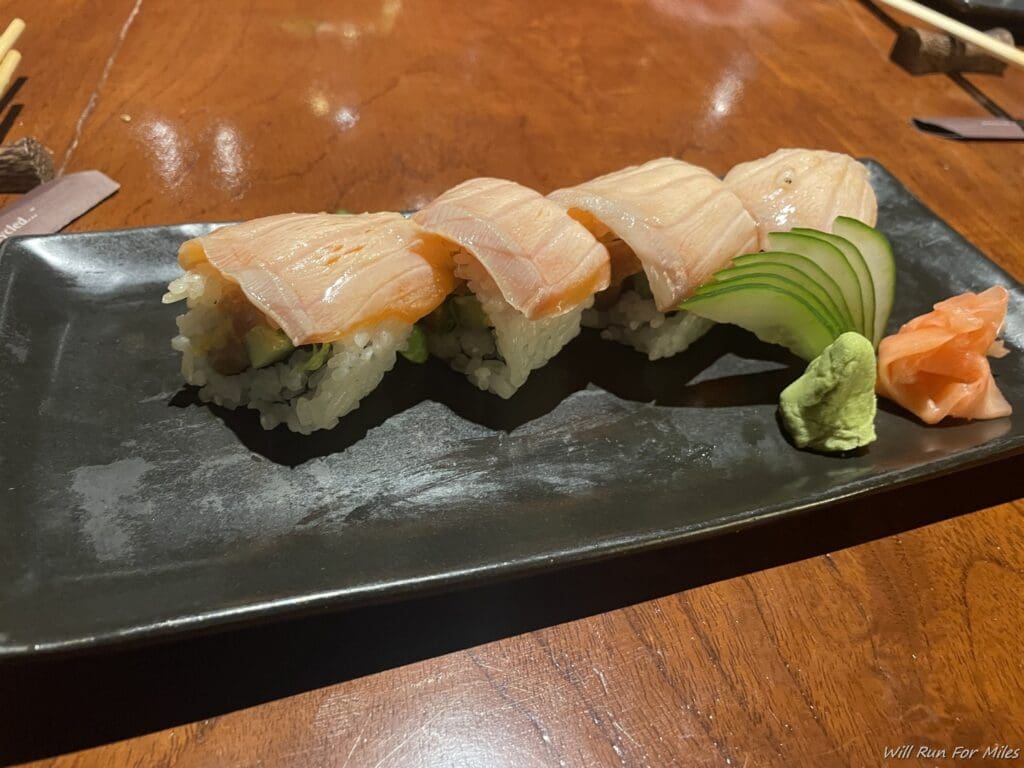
[0,137,54,193]
[891,26,1013,74]
[880,0,1024,70]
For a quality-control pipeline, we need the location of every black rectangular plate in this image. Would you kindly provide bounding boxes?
[1,162,1022,658]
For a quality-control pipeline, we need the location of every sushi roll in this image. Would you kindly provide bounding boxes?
[163,212,456,433]
[548,158,759,360]
[412,178,610,398]
[724,148,877,247]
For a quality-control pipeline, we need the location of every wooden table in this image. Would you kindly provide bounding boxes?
[4,1,1023,766]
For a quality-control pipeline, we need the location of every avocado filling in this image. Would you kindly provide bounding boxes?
[240,326,331,374]
[405,292,495,365]
[209,319,331,377]
[245,326,294,368]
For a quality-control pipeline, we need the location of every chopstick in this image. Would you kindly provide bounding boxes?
[0,18,25,96]
[0,18,24,60]
[0,49,21,97]
[879,0,1024,70]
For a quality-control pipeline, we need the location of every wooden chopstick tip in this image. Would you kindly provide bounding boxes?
[0,18,25,55]
[0,18,26,98]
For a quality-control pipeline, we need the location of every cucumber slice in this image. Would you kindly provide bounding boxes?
[832,217,895,345]
[702,270,844,337]
[400,325,429,363]
[789,228,875,341]
[767,231,869,339]
[720,256,855,332]
[681,282,837,361]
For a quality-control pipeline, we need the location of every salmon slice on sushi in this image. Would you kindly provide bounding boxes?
[412,178,610,398]
[724,148,877,247]
[548,158,759,360]
[163,212,456,433]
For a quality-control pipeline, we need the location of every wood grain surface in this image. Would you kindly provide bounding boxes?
[2,0,1023,766]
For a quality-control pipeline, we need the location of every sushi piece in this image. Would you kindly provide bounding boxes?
[163,212,456,433]
[412,178,610,397]
[548,158,759,360]
[724,148,877,248]
[876,286,1012,424]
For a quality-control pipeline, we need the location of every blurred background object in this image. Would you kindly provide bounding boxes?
[881,0,1024,69]
[0,17,56,193]
[0,17,24,95]
[891,25,1013,72]
[0,136,53,192]
[912,115,1024,138]
[873,0,1023,138]
[923,0,1024,39]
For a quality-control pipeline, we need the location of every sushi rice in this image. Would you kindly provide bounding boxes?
[164,268,409,434]
[424,250,590,399]
[583,282,714,361]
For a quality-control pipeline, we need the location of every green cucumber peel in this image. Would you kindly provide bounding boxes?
[711,261,852,335]
[831,217,895,346]
[768,230,870,339]
[731,251,856,332]
[789,227,876,341]
[681,281,837,361]
[697,271,844,337]
[683,220,895,361]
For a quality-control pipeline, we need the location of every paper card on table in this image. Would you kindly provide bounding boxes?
[912,117,1024,141]
[0,171,119,242]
